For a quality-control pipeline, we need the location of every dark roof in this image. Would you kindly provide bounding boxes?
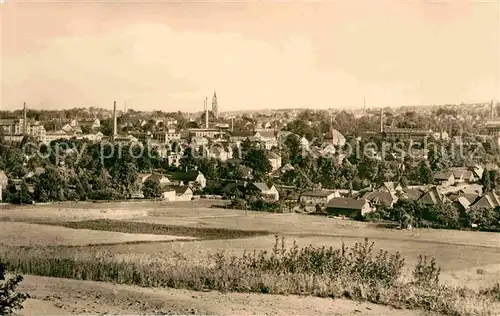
[301,190,336,197]
[251,182,274,192]
[162,185,192,195]
[384,128,431,136]
[267,152,281,159]
[256,130,275,138]
[402,188,425,201]
[230,130,254,137]
[145,173,167,183]
[238,165,252,177]
[418,187,449,205]
[327,198,367,210]
[470,191,500,210]
[434,171,454,180]
[169,170,203,182]
[448,192,479,204]
[361,191,397,207]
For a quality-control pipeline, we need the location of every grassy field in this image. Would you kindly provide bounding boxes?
[40,219,270,240]
[0,222,196,246]
[2,200,500,315]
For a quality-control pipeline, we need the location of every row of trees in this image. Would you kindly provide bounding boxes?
[366,199,500,231]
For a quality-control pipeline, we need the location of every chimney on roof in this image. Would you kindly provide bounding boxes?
[23,102,27,136]
[113,101,117,139]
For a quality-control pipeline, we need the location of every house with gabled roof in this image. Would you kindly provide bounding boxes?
[168,170,206,189]
[300,190,340,205]
[248,182,279,201]
[434,171,455,187]
[162,185,193,201]
[267,152,282,172]
[229,130,254,143]
[450,168,476,184]
[326,198,374,219]
[469,191,500,211]
[447,191,480,205]
[418,187,451,206]
[361,190,398,208]
[255,129,277,150]
[144,173,172,186]
[453,197,471,213]
[378,182,403,193]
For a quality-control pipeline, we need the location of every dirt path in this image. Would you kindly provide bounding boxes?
[16,275,428,315]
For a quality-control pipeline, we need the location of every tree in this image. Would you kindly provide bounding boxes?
[109,162,138,195]
[283,134,301,166]
[180,147,198,170]
[99,118,114,136]
[243,148,271,174]
[142,180,163,199]
[418,161,433,185]
[34,167,65,202]
[0,265,29,315]
[482,169,492,192]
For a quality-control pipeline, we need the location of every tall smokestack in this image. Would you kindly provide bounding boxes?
[205,97,209,129]
[23,102,27,136]
[231,117,234,131]
[380,108,384,133]
[113,101,117,138]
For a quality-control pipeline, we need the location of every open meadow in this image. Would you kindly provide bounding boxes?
[1,200,500,315]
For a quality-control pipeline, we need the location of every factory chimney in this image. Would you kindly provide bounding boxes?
[205,97,209,129]
[23,102,27,136]
[113,101,117,139]
[491,99,495,119]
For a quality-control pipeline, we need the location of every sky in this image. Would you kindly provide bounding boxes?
[1,0,499,112]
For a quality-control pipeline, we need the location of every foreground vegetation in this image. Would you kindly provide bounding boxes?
[0,265,29,315]
[39,219,270,240]
[1,237,499,315]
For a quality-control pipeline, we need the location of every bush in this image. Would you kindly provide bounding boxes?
[0,238,496,315]
[412,255,440,286]
[0,264,29,315]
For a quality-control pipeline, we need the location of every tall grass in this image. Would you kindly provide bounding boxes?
[39,219,270,240]
[1,237,497,315]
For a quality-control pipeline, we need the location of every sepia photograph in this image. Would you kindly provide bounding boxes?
[0,0,499,315]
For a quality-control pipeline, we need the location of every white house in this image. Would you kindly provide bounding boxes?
[250,182,279,201]
[299,190,340,205]
[267,152,282,172]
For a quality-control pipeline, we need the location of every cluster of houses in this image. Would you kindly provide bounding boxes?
[294,179,498,220]
[0,117,103,144]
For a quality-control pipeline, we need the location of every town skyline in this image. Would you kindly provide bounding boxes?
[1,1,499,112]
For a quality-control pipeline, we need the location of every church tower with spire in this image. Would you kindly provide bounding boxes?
[212,90,218,118]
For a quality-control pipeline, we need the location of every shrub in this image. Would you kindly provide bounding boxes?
[412,255,440,286]
[0,238,496,316]
[0,263,30,315]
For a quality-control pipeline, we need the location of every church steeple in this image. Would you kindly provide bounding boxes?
[212,90,218,118]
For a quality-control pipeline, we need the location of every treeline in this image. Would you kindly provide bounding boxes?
[366,199,500,232]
